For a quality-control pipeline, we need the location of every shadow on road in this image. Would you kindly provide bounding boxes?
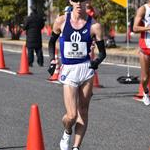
[0,146,25,149]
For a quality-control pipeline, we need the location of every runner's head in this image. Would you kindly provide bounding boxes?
[69,0,89,14]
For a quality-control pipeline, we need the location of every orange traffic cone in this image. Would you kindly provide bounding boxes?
[90,46,103,88]
[26,104,45,150]
[48,49,60,81]
[0,42,7,69]
[17,44,32,75]
[93,71,101,88]
[134,78,150,101]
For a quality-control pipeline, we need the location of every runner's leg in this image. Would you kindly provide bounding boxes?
[62,84,78,133]
[139,52,150,92]
[73,77,93,148]
[60,85,79,150]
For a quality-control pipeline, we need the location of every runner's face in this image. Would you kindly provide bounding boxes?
[70,0,88,14]
[71,0,86,2]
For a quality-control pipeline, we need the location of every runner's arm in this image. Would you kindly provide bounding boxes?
[89,23,106,70]
[133,6,150,33]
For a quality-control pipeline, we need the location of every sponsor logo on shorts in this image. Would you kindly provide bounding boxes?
[61,75,66,81]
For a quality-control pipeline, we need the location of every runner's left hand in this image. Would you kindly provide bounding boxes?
[89,59,100,70]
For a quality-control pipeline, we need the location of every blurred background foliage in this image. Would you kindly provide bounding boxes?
[53,0,135,35]
[0,0,137,39]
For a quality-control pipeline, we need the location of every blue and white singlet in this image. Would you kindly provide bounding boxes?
[59,13,92,64]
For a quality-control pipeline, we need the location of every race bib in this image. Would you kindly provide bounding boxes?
[64,42,87,58]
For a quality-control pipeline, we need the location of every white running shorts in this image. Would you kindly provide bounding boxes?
[58,61,95,87]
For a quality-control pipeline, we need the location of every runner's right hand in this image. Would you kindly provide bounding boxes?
[47,60,56,76]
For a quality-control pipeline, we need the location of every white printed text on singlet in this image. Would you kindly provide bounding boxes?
[64,31,87,58]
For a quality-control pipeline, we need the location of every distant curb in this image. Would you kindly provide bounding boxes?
[104,53,139,66]
[2,40,140,67]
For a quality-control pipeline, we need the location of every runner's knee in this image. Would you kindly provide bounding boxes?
[66,113,77,123]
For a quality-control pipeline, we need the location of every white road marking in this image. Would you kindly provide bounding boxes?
[4,48,141,70]
[102,62,140,68]
[0,69,16,75]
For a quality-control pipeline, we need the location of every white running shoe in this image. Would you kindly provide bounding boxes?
[60,130,71,150]
[142,93,150,106]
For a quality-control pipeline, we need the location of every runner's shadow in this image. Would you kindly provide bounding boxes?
[0,146,25,149]
[92,91,136,101]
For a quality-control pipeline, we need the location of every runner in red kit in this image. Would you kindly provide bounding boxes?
[133,0,150,106]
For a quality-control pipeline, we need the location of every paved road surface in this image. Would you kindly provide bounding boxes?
[0,50,150,150]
